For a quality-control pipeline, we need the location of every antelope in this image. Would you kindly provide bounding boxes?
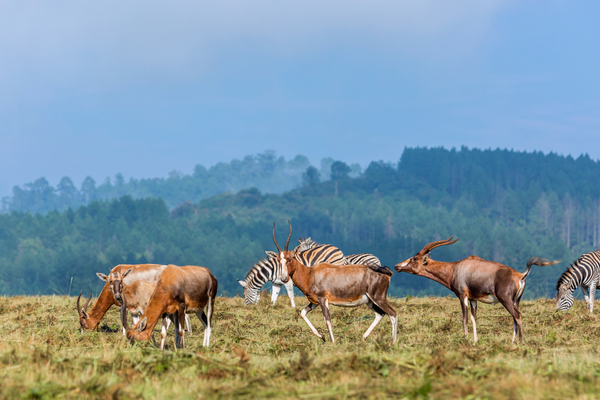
[395,236,559,343]
[274,221,398,344]
[98,265,190,348]
[121,265,217,349]
[77,264,167,333]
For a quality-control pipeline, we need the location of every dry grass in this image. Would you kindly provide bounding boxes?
[1,293,600,399]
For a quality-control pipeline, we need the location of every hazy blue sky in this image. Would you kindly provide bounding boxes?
[0,1,599,198]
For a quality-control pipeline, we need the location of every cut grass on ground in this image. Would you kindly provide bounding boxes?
[1,294,600,399]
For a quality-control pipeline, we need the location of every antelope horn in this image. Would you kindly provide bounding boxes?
[420,236,459,255]
[273,222,282,253]
[120,293,129,330]
[284,220,292,252]
[76,289,83,316]
[83,289,92,311]
[118,265,122,275]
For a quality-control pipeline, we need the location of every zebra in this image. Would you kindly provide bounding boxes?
[344,253,382,267]
[238,241,345,307]
[556,249,600,312]
[298,237,381,266]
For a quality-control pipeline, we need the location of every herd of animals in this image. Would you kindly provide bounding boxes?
[75,221,600,349]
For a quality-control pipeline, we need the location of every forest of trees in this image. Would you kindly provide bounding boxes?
[0,146,599,299]
[0,151,362,214]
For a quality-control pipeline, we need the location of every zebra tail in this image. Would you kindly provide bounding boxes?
[521,257,560,282]
[369,265,393,277]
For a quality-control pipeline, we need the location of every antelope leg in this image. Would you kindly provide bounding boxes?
[300,303,322,339]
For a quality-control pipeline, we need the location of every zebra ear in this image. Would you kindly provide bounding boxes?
[238,279,248,288]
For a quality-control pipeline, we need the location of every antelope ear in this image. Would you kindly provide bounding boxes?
[122,268,133,278]
[237,279,248,288]
[81,310,89,319]
[96,273,109,282]
[422,254,430,264]
[265,251,278,259]
[138,317,147,332]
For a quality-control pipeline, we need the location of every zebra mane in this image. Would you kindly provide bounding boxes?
[555,265,582,292]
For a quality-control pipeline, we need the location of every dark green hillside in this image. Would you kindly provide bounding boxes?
[0,146,598,298]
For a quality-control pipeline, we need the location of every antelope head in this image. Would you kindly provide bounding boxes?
[273,220,293,283]
[97,266,133,303]
[76,289,93,333]
[395,236,459,274]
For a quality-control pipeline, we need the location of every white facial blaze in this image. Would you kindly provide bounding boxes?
[280,253,289,282]
[400,260,408,267]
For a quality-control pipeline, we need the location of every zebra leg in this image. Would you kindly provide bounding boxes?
[582,285,591,309]
[589,280,597,313]
[271,283,282,305]
[284,279,296,308]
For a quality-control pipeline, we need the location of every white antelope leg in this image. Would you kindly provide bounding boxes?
[160,317,170,350]
[469,300,478,343]
[321,299,335,343]
[389,314,398,344]
[200,297,213,347]
[271,283,282,305]
[363,313,383,340]
[284,279,296,308]
[300,303,322,339]
[185,314,192,333]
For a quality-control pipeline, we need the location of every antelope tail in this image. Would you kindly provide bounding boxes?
[521,257,560,282]
[369,265,393,277]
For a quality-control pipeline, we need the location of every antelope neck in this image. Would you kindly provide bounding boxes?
[88,285,120,322]
[418,260,456,289]
[288,259,312,297]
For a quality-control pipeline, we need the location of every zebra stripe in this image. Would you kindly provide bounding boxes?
[344,253,381,267]
[297,237,381,267]
[240,240,345,306]
[556,249,600,312]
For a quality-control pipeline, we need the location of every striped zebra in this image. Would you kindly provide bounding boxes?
[298,237,381,266]
[556,249,600,312]
[238,241,345,307]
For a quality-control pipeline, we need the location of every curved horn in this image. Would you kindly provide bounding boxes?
[120,293,129,330]
[284,220,292,252]
[83,289,92,311]
[273,222,282,253]
[76,289,83,316]
[420,236,459,255]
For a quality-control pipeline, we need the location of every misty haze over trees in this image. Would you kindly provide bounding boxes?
[1,146,599,298]
[0,151,362,214]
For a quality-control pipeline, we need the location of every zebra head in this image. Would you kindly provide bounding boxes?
[237,279,261,305]
[555,286,575,311]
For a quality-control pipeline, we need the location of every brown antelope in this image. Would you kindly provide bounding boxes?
[274,222,398,344]
[121,265,217,349]
[98,265,189,348]
[395,236,559,343]
[77,264,167,333]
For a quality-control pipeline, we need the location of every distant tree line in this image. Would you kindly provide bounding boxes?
[1,151,362,214]
[0,146,598,298]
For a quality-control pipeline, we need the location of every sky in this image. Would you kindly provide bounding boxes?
[0,1,599,198]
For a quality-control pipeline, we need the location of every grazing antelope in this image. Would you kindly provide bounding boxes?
[395,236,559,343]
[238,239,346,307]
[99,265,190,348]
[275,222,398,344]
[122,265,217,349]
[556,249,600,312]
[77,264,167,333]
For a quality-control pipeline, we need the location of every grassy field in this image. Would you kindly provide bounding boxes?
[1,293,600,399]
